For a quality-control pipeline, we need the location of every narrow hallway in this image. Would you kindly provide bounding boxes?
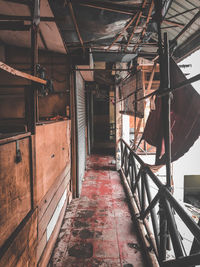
[49,155,145,267]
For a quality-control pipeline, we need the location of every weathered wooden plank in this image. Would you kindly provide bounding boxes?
[35,120,71,204]
[38,172,71,242]
[0,210,37,267]
[38,163,70,222]
[0,137,31,248]
[36,229,47,263]
[37,177,71,262]
[38,199,68,267]
[0,132,31,145]
[0,61,47,85]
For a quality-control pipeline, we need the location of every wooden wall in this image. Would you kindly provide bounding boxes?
[37,50,70,119]
[0,45,70,125]
[36,120,71,266]
[0,135,37,267]
[0,137,31,248]
[0,46,72,267]
[0,121,72,267]
[0,210,38,267]
[35,121,71,204]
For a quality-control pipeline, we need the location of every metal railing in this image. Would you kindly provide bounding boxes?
[120,138,200,266]
[130,132,156,155]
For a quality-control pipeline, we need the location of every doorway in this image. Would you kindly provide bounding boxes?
[92,88,115,154]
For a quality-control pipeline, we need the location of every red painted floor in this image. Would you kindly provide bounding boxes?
[49,155,145,267]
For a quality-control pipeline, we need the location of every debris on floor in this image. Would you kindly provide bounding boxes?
[49,155,145,267]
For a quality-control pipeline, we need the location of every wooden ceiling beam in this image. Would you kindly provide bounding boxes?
[141,16,185,28]
[0,14,55,22]
[133,0,154,53]
[167,7,199,20]
[4,0,30,5]
[162,19,184,28]
[172,11,200,44]
[39,28,48,50]
[68,1,85,53]
[79,3,132,15]
[125,0,148,51]
[0,21,31,31]
[26,3,49,53]
[75,0,140,15]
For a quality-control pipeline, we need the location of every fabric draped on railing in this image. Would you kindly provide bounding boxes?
[142,58,200,165]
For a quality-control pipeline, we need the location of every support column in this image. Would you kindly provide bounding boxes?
[26,0,39,134]
[163,33,172,189]
[154,0,170,261]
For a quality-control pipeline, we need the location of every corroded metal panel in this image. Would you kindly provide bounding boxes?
[75,71,86,196]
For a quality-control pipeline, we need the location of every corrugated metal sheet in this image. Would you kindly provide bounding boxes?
[49,0,200,60]
[164,0,200,60]
[75,71,86,196]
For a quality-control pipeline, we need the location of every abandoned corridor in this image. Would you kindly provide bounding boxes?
[49,155,145,267]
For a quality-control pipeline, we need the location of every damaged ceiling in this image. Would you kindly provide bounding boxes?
[0,0,199,63]
[48,0,200,62]
[49,0,157,61]
[165,0,200,61]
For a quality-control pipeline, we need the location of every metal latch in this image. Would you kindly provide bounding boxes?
[15,141,22,163]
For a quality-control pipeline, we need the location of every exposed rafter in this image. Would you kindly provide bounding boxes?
[0,21,31,31]
[163,19,184,28]
[125,0,148,51]
[106,13,138,51]
[133,1,154,53]
[167,7,199,20]
[141,16,185,28]
[75,0,140,15]
[27,3,49,52]
[0,14,55,22]
[39,28,48,50]
[172,10,200,44]
[4,0,30,5]
[67,1,85,53]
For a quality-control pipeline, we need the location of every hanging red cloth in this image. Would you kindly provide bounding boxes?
[142,58,200,165]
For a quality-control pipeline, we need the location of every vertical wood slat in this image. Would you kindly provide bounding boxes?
[0,210,37,267]
[35,121,71,205]
[0,137,32,249]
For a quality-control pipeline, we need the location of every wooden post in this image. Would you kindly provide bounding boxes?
[31,24,39,125]
[68,1,85,53]
[25,0,39,134]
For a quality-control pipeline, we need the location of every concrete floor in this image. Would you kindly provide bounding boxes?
[49,155,145,267]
